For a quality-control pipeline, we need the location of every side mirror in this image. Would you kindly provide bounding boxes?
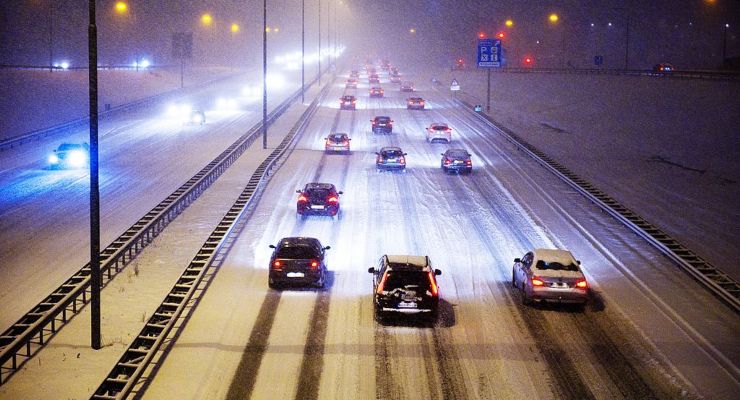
[435,269,442,276]
[269,244,276,249]
[441,153,445,156]
[296,189,302,193]
[338,191,343,195]
[368,267,375,273]
[514,258,521,263]
[403,153,408,156]
[323,246,331,250]
[576,260,581,265]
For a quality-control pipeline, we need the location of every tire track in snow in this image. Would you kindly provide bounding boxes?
[389,169,471,399]
[293,106,352,400]
[225,290,282,400]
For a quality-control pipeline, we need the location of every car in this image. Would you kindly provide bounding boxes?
[345,78,358,88]
[371,116,393,134]
[653,63,675,73]
[324,132,351,153]
[368,255,442,322]
[400,81,415,92]
[375,146,407,170]
[441,149,472,173]
[512,249,589,307]
[350,69,359,78]
[186,109,206,125]
[406,97,425,110]
[48,142,90,169]
[268,237,330,289]
[390,67,400,76]
[426,122,452,143]
[339,95,357,110]
[369,73,380,83]
[390,75,401,83]
[296,182,342,217]
[369,86,384,97]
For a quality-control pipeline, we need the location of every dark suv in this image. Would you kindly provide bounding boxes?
[269,237,330,289]
[296,183,342,217]
[375,147,407,170]
[371,116,393,134]
[368,255,442,322]
[339,95,357,110]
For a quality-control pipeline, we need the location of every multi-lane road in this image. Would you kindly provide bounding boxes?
[0,65,738,399]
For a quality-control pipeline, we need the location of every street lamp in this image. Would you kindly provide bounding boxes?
[723,23,730,66]
[201,13,213,27]
[114,1,127,14]
[505,19,513,27]
[548,13,564,68]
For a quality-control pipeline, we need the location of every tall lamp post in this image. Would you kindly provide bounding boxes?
[301,0,305,103]
[48,0,54,72]
[318,0,322,86]
[722,23,730,67]
[262,0,268,149]
[88,0,102,351]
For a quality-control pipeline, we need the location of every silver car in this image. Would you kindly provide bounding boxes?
[512,249,589,307]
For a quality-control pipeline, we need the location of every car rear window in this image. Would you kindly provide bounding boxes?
[447,150,468,158]
[276,245,318,259]
[382,150,403,158]
[384,270,430,290]
[433,125,448,131]
[535,260,579,271]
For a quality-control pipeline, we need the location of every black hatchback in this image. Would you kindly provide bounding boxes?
[368,255,442,322]
[296,183,342,217]
[269,237,330,289]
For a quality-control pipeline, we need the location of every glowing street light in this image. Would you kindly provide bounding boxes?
[505,19,513,27]
[549,13,559,24]
[478,32,486,39]
[231,23,240,33]
[409,28,416,34]
[114,1,128,14]
[201,13,213,26]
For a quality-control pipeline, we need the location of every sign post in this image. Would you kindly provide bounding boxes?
[477,39,502,112]
[172,32,193,88]
[450,78,460,99]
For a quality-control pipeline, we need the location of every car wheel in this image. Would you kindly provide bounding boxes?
[512,269,517,288]
[268,278,279,290]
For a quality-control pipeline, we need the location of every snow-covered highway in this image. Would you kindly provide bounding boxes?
[0,67,738,399]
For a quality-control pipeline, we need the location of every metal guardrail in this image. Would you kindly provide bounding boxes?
[453,66,740,81]
[0,80,315,385]
[0,72,238,151]
[458,99,740,313]
[91,77,330,400]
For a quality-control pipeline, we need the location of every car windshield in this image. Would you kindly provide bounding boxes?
[329,134,346,142]
[433,125,448,130]
[384,270,430,290]
[377,117,390,122]
[447,150,468,158]
[382,150,403,158]
[57,144,84,151]
[276,245,319,259]
[535,260,579,271]
[343,96,353,101]
[307,188,330,199]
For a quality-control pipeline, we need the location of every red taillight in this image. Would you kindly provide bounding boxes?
[444,159,451,165]
[376,272,388,294]
[328,196,338,204]
[575,278,588,289]
[298,194,308,203]
[428,272,438,296]
[445,128,452,132]
[400,158,406,165]
[310,259,319,270]
[272,260,281,269]
[465,160,472,165]
[532,277,545,286]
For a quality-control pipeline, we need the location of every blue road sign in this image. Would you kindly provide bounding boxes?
[477,39,502,68]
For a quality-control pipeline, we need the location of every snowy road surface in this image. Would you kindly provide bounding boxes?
[0,69,738,399]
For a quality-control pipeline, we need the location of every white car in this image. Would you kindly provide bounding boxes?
[512,249,589,307]
[426,123,452,143]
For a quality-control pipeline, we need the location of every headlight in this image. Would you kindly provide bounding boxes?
[67,150,87,167]
[48,154,59,164]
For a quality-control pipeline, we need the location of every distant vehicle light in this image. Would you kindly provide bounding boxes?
[139,59,150,68]
[48,154,59,164]
[60,61,70,70]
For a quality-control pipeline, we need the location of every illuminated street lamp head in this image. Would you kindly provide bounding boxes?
[114,1,127,14]
[549,13,559,23]
[201,13,213,26]
[274,27,280,33]
[478,32,486,39]
[409,28,416,34]
[505,19,513,27]
[265,26,272,33]
[231,23,240,33]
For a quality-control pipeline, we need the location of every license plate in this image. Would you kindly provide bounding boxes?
[398,301,417,308]
[310,205,325,210]
[454,160,462,164]
[287,272,305,278]
[387,158,396,162]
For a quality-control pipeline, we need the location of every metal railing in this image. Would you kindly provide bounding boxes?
[0,78,317,385]
[91,77,329,400]
[458,99,740,313]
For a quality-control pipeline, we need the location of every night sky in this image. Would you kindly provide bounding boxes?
[0,0,737,69]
